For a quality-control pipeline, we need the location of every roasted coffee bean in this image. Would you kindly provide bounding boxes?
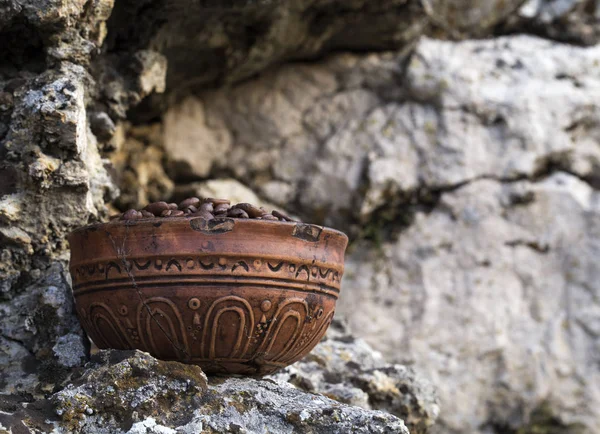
[121,209,142,220]
[228,208,249,219]
[199,202,214,213]
[179,197,200,209]
[205,197,230,205]
[112,197,301,223]
[272,210,294,222]
[144,201,169,216]
[191,210,214,220]
[213,203,229,214]
[233,203,263,218]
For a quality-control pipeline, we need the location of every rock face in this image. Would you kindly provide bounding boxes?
[270,318,440,434]
[3,0,600,433]
[0,263,88,395]
[161,35,600,433]
[103,0,527,106]
[0,0,118,397]
[500,0,600,45]
[1,348,412,433]
[163,35,600,229]
[341,173,600,433]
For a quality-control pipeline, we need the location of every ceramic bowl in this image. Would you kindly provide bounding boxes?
[68,216,348,375]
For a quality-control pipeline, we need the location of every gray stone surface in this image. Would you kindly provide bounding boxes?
[162,35,600,432]
[0,349,411,433]
[0,263,88,396]
[500,0,600,45]
[340,173,600,433]
[163,35,600,230]
[270,318,440,434]
[3,0,600,433]
[103,0,525,105]
[0,0,119,396]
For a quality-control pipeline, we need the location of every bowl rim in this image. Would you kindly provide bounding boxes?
[68,216,349,242]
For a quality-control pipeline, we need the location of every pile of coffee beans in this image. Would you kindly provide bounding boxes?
[113,197,298,222]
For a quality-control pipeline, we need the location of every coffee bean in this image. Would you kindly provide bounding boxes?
[272,210,294,222]
[179,197,200,209]
[144,201,169,216]
[228,208,249,219]
[111,197,301,223]
[191,210,214,220]
[199,202,214,213]
[205,198,230,205]
[121,209,142,220]
[233,203,263,218]
[213,203,229,214]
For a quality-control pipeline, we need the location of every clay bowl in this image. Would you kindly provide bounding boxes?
[68,216,348,375]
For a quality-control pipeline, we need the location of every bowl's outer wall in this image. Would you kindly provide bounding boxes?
[68,218,348,375]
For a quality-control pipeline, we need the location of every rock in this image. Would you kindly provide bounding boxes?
[1,349,411,433]
[89,112,116,143]
[4,0,600,433]
[162,34,600,432]
[51,350,209,433]
[94,49,168,120]
[0,263,88,397]
[203,377,409,434]
[499,0,600,45]
[338,173,600,433]
[162,35,600,231]
[109,123,174,211]
[100,0,534,119]
[269,317,440,434]
[0,0,118,397]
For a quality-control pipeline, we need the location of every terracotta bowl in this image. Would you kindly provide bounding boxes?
[68,217,348,375]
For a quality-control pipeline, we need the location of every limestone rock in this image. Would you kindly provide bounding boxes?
[163,35,600,232]
[162,34,600,432]
[339,173,600,433]
[500,0,600,45]
[109,123,174,211]
[0,0,118,397]
[270,318,440,433]
[0,262,88,396]
[1,349,410,433]
[51,350,209,433]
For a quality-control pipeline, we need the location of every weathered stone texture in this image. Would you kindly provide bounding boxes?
[3,0,600,433]
[160,35,600,433]
[1,348,413,433]
[0,0,118,397]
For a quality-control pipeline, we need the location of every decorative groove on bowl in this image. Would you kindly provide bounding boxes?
[71,255,343,290]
